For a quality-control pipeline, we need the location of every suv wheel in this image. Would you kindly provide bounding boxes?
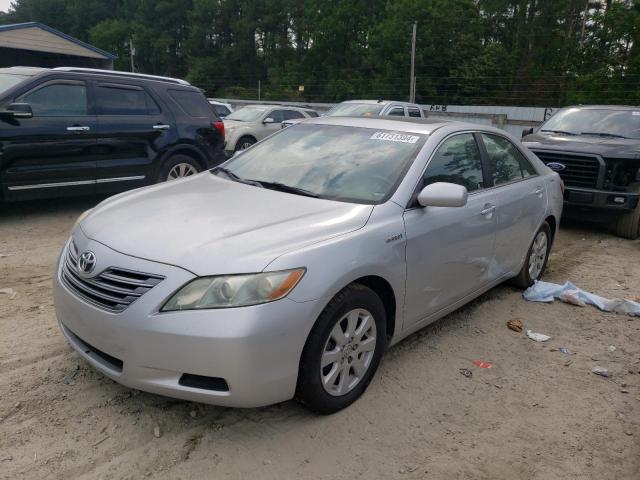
[511,222,551,288]
[159,154,202,182]
[235,136,256,151]
[295,284,386,414]
[615,183,640,240]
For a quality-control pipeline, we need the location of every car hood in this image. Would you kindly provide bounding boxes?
[80,173,373,276]
[523,133,640,159]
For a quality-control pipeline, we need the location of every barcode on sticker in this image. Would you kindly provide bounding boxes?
[370,132,419,143]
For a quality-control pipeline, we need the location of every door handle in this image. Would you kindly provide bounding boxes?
[480,205,496,216]
[66,126,90,132]
[153,124,170,130]
[535,186,545,197]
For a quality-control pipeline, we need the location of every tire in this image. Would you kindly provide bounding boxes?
[295,283,387,414]
[158,154,202,182]
[614,183,640,240]
[235,136,256,151]
[511,222,552,288]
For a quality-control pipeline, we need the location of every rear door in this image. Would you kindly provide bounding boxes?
[403,132,497,328]
[1,79,97,199]
[92,81,172,194]
[478,133,545,275]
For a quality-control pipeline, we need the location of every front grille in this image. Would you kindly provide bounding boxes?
[532,151,601,188]
[61,242,164,312]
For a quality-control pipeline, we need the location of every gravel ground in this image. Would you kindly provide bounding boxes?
[1,196,639,480]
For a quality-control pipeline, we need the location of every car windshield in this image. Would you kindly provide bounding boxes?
[541,108,640,139]
[225,106,268,122]
[219,124,427,204]
[326,103,384,117]
[0,73,29,96]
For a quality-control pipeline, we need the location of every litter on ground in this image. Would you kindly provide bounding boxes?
[526,330,551,342]
[523,281,640,317]
[591,366,611,378]
[507,318,524,332]
[472,360,492,369]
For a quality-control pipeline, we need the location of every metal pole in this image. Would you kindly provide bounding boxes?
[410,22,417,103]
[258,80,261,101]
[129,38,135,72]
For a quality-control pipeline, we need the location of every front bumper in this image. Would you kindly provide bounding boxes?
[53,232,325,408]
[563,187,639,214]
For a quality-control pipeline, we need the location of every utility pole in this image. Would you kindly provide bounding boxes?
[409,22,417,103]
[129,38,135,72]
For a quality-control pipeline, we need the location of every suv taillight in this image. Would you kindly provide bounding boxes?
[213,121,225,141]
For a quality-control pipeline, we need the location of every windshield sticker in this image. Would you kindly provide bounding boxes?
[370,132,419,143]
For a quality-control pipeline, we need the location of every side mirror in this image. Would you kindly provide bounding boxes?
[521,127,534,139]
[4,102,33,118]
[417,182,468,208]
[263,117,276,124]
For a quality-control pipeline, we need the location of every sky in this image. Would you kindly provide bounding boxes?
[0,0,11,13]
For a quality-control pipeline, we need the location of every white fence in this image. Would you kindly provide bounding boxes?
[219,99,556,137]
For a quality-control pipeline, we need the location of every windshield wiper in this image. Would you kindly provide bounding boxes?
[250,180,320,198]
[580,131,628,139]
[213,167,262,187]
[540,129,578,136]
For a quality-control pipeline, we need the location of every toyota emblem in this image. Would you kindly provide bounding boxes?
[77,251,97,274]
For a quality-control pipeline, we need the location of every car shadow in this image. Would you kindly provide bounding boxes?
[0,195,109,222]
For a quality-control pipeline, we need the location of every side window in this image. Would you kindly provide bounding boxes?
[422,133,484,192]
[267,110,285,123]
[284,110,304,120]
[481,134,537,185]
[387,107,405,116]
[408,107,422,118]
[95,85,160,115]
[168,89,214,117]
[306,111,319,118]
[22,83,87,116]
[213,105,230,117]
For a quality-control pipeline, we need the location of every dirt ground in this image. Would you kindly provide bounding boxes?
[1,196,639,480]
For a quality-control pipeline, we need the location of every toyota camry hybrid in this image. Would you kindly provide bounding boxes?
[54,117,563,414]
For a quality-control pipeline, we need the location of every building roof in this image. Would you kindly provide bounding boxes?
[0,22,116,60]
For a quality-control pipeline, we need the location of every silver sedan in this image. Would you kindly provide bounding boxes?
[53,117,563,414]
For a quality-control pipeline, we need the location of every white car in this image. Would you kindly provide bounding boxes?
[223,105,318,154]
[208,99,233,119]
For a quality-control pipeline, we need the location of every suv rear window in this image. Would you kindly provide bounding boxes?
[95,85,160,115]
[169,89,214,117]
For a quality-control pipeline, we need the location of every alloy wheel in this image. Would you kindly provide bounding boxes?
[528,231,548,280]
[320,308,377,397]
[167,163,198,180]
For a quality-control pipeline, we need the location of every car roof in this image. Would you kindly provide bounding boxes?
[338,99,418,106]
[0,66,48,76]
[562,105,640,110]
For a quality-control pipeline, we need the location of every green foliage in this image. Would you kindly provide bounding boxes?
[2,0,640,106]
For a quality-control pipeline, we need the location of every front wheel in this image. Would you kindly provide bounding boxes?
[295,284,386,414]
[235,136,256,151]
[614,183,640,239]
[511,222,552,288]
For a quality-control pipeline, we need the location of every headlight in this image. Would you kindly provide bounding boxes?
[161,268,306,311]
[73,208,93,230]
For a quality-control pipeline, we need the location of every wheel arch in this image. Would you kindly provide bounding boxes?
[544,214,557,245]
[235,134,257,150]
[159,144,208,172]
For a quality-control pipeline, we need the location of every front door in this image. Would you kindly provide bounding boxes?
[403,133,497,328]
[0,79,96,200]
[93,82,172,194]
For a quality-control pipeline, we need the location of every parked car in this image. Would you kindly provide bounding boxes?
[208,99,233,118]
[0,67,226,201]
[223,104,318,154]
[54,117,562,414]
[522,105,640,239]
[280,99,424,129]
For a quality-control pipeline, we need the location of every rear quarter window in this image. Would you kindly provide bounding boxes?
[168,89,214,117]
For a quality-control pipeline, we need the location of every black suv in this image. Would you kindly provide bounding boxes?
[522,105,640,239]
[0,67,226,201]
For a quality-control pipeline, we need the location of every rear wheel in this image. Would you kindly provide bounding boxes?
[235,136,256,151]
[614,184,640,240]
[158,154,202,182]
[511,222,551,288]
[295,284,386,414]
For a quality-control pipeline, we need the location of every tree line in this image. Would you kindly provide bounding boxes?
[2,0,639,106]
